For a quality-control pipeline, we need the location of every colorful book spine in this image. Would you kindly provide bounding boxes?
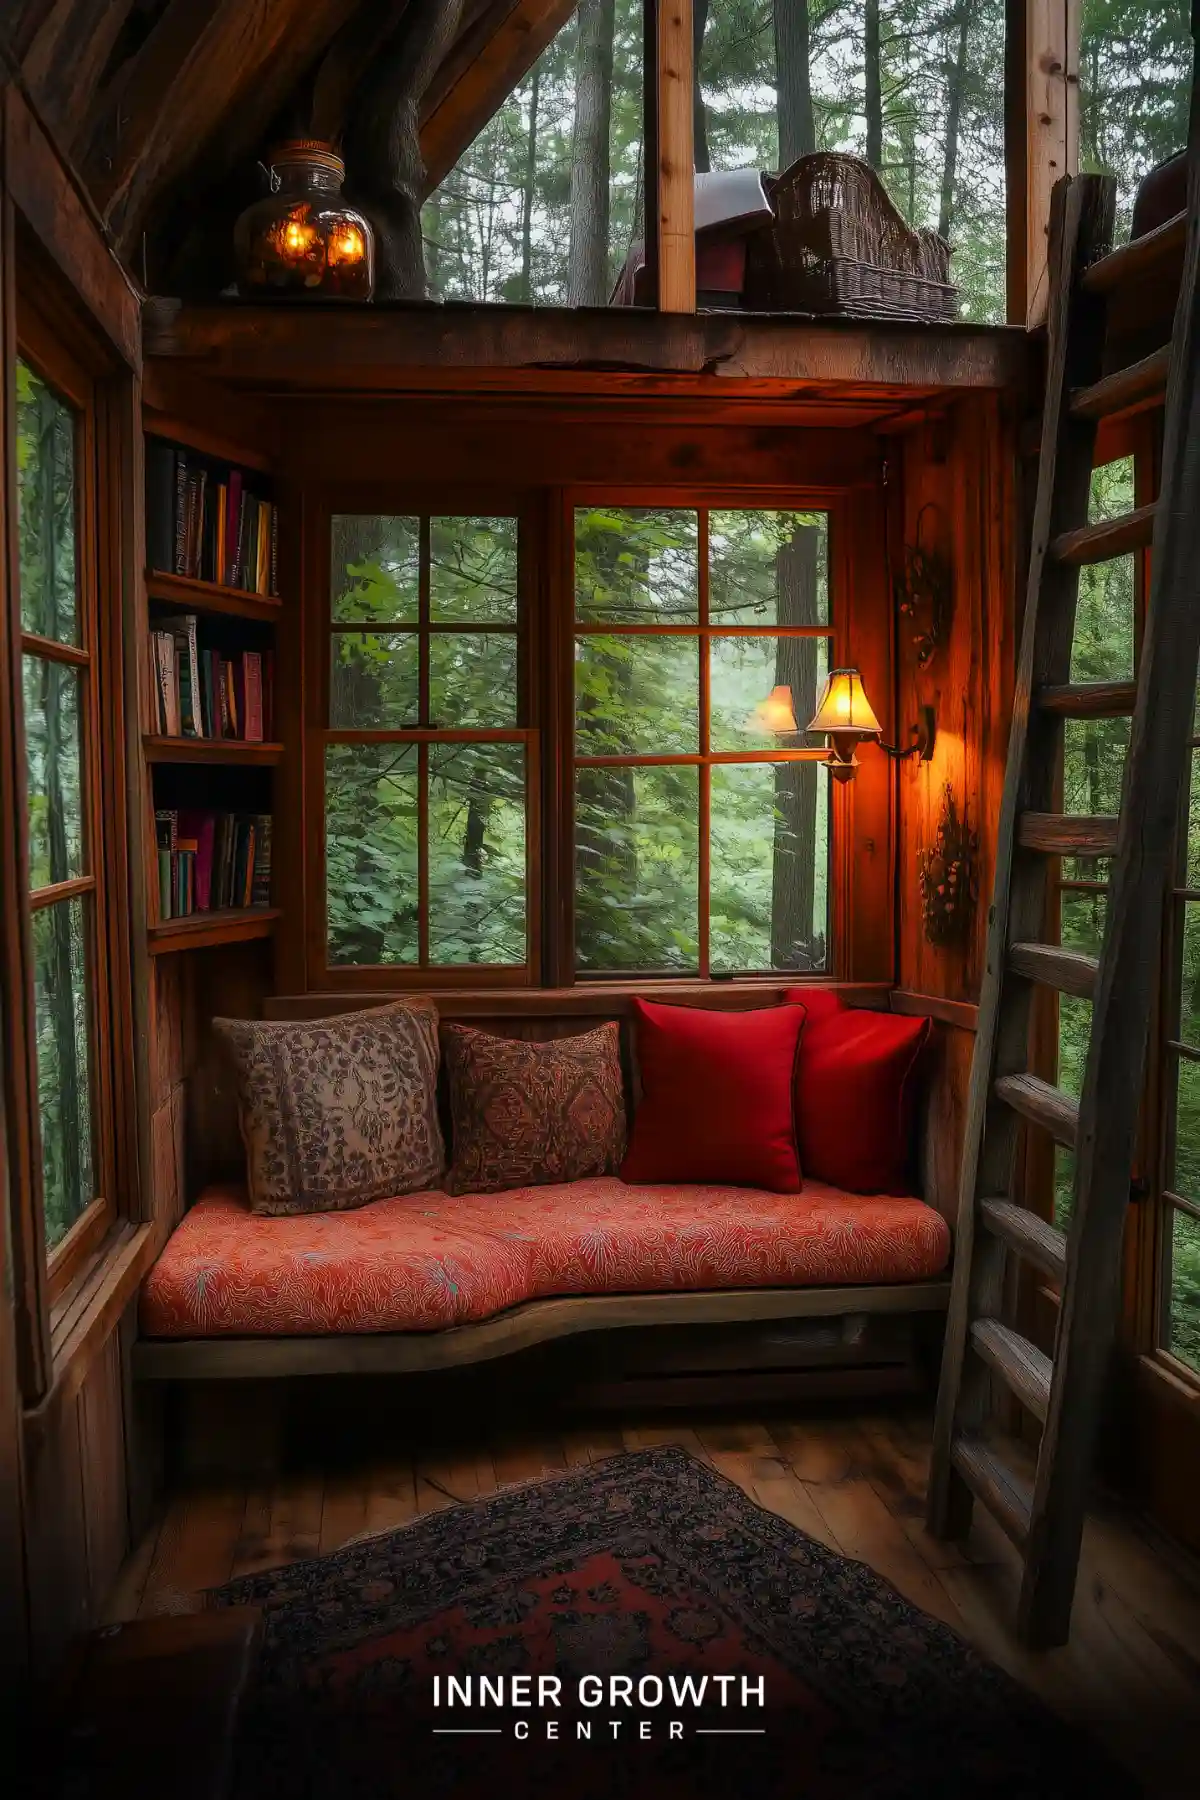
[243,652,263,742]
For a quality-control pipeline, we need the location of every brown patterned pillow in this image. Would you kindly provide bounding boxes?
[443,1022,627,1195]
[214,999,444,1216]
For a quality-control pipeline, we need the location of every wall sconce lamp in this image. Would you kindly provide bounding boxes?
[807,667,936,784]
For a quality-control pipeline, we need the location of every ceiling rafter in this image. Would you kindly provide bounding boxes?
[79,0,360,253]
[20,0,137,145]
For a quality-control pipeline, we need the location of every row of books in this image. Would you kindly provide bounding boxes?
[150,615,274,740]
[147,442,278,596]
[155,810,273,921]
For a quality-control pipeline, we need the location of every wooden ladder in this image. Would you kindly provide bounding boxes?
[926,58,1200,1648]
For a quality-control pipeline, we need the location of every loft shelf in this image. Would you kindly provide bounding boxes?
[148,906,280,956]
[147,568,281,621]
[144,736,283,765]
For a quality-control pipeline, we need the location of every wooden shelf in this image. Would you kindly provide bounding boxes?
[147,568,281,622]
[144,736,283,765]
[148,906,280,955]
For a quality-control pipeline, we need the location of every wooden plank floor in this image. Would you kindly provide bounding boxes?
[107,1401,1200,1797]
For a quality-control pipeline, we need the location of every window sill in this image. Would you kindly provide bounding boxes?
[1137,1351,1200,1411]
[29,1221,155,1422]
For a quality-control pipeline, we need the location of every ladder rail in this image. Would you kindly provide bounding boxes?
[1019,72,1200,1645]
[927,174,1116,1539]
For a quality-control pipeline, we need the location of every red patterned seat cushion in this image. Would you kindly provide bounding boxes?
[139,1179,950,1338]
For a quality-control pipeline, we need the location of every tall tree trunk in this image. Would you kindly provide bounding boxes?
[775,0,815,167]
[345,0,467,300]
[938,0,970,240]
[568,0,616,306]
[693,0,711,174]
[770,526,820,968]
[865,0,883,172]
[519,65,541,301]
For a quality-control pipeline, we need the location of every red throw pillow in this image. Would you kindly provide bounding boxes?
[621,999,806,1192]
[785,988,929,1195]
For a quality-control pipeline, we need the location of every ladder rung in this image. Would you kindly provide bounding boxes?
[1036,679,1137,719]
[979,1197,1067,1285]
[970,1319,1053,1422]
[995,1073,1079,1148]
[1080,209,1186,295]
[949,1435,1033,1548]
[1051,503,1157,566]
[1070,344,1171,423]
[1018,811,1118,857]
[1009,940,1099,999]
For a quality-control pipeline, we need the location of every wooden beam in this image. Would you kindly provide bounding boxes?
[419,0,579,195]
[79,0,360,255]
[656,0,694,312]
[142,299,1032,391]
[3,85,140,370]
[18,0,135,145]
[1022,0,1080,328]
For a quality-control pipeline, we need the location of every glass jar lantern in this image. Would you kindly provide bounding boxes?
[234,141,374,301]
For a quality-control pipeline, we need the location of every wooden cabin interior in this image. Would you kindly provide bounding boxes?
[1,2,1199,1794]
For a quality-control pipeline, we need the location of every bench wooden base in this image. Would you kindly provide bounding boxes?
[133,1280,951,1381]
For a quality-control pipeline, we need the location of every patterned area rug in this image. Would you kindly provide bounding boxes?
[210,1448,1135,1799]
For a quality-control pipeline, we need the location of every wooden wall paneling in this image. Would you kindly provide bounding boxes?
[0,1066,31,1694]
[183,941,273,1195]
[272,474,307,994]
[896,395,1017,1007]
[22,1381,90,1678]
[141,364,281,474]
[278,409,884,491]
[2,85,139,370]
[77,1329,129,1617]
[918,1022,976,1225]
[655,0,695,313]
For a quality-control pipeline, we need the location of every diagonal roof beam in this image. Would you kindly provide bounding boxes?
[419,0,579,195]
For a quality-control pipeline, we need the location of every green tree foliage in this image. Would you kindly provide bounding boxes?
[1080,0,1191,237]
[15,359,94,1250]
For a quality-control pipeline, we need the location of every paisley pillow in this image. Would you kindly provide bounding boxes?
[443,1022,626,1195]
[214,999,444,1215]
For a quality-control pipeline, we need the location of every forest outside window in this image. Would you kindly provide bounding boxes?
[323,514,532,973]
[14,355,104,1257]
[573,505,831,975]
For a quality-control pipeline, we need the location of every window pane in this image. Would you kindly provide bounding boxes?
[1057,994,1091,1102]
[1054,1148,1075,1233]
[697,2,1005,322]
[1168,1207,1200,1374]
[710,636,829,751]
[576,765,699,970]
[1173,1055,1200,1203]
[429,744,526,965]
[325,744,418,965]
[710,762,828,973]
[16,359,79,645]
[1186,749,1200,889]
[32,898,93,1249]
[330,632,418,728]
[1059,888,1107,958]
[23,653,83,888]
[430,634,518,728]
[1080,6,1190,241]
[575,635,698,753]
[575,507,698,622]
[1071,558,1135,684]
[331,516,419,623]
[421,0,644,306]
[1063,716,1128,819]
[709,511,829,627]
[1179,902,1200,1049]
[430,517,518,623]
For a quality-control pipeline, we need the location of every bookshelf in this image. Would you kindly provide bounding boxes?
[142,429,282,953]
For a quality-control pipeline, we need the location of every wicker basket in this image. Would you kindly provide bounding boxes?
[745,152,957,323]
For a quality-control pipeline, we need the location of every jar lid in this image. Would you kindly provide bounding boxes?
[270,139,345,179]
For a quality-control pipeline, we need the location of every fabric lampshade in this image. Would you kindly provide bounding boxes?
[808,668,882,738]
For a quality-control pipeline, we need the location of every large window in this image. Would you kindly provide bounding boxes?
[1079,0,1191,241]
[322,513,532,975]
[316,499,840,984]
[12,351,108,1258]
[573,505,831,975]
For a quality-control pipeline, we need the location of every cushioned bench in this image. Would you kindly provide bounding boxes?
[140,1177,950,1342]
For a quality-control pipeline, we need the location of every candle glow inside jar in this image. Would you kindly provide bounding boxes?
[235,141,374,300]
